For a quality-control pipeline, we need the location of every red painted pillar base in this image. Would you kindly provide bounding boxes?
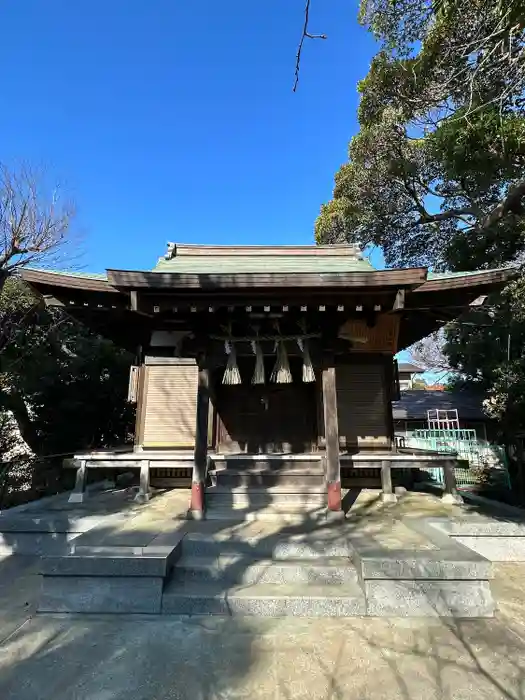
[190,482,205,518]
[327,481,342,511]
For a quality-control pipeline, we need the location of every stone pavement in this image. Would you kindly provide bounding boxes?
[0,569,525,699]
[0,488,524,697]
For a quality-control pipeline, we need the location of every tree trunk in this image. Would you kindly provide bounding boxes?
[0,388,41,455]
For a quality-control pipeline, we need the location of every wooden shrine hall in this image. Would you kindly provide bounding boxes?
[22,243,512,516]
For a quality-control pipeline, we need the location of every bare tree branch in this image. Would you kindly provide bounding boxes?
[409,329,452,373]
[0,163,78,292]
[293,0,327,92]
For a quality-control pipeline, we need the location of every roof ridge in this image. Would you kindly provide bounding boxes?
[164,242,363,260]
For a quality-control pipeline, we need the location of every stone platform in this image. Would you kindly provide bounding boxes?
[2,486,525,618]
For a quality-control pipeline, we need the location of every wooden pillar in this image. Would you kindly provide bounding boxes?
[191,365,210,518]
[133,365,147,451]
[381,459,397,503]
[322,358,341,511]
[134,460,151,503]
[68,460,87,503]
[442,459,462,504]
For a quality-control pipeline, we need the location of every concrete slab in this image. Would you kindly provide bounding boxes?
[0,610,525,699]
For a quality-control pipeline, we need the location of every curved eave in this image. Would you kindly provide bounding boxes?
[415,268,515,293]
[21,269,118,294]
[106,268,427,290]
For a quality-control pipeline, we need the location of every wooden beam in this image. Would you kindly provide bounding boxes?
[42,295,66,308]
[322,358,341,511]
[107,268,428,290]
[130,290,138,311]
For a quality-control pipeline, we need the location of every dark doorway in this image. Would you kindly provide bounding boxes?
[214,357,317,454]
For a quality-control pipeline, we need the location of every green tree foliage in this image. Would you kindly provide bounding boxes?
[316,0,525,269]
[0,278,135,459]
[316,0,525,443]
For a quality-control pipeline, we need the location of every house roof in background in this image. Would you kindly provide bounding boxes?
[392,390,486,421]
[398,362,424,374]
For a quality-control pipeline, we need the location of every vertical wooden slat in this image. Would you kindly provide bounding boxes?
[142,364,198,447]
[336,362,389,448]
[383,357,395,449]
[191,366,210,517]
[316,376,324,449]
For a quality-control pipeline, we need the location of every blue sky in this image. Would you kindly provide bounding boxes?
[0,0,380,273]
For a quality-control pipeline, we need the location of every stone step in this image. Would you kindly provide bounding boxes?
[182,531,353,559]
[210,485,326,495]
[204,505,330,522]
[213,464,324,476]
[215,473,326,488]
[206,489,326,507]
[210,458,322,474]
[38,542,183,614]
[172,554,358,585]
[161,580,366,616]
[41,544,182,578]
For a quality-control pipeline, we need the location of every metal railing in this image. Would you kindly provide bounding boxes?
[396,429,511,489]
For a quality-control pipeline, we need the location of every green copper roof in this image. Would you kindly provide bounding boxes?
[25,268,108,280]
[153,244,375,274]
[153,256,375,274]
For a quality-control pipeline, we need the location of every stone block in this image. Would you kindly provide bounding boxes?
[454,536,525,561]
[39,575,163,613]
[358,553,492,580]
[381,493,398,504]
[134,490,152,504]
[40,543,182,577]
[441,493,463,505]
[67,493,85,504]
[365,579,494,617]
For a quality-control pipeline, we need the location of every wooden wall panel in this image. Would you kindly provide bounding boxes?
[336,363,390,448]
[141,362,198,448]
[338,315,399,353]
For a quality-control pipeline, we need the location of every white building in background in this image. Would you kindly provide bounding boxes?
[397,362,425,391]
